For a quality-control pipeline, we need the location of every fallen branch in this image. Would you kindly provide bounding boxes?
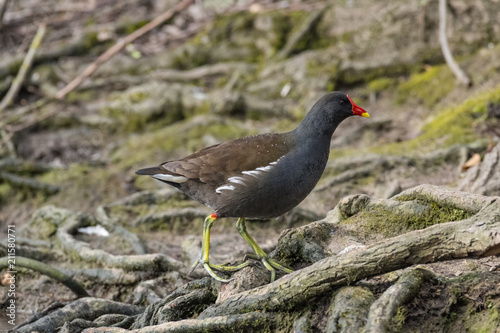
[54,0,195,100]
[0,256,88,297]
[438,0,471,86]
[0,23,46,112]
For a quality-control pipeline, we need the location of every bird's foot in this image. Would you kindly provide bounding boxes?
[244,253,293,282]
[190,259,250,283]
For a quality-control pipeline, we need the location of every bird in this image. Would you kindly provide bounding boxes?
[136,91,370,282]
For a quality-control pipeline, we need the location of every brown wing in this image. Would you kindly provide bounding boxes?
[159,133,294,186]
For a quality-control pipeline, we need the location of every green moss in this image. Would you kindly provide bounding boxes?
[85,17,96,27]
[102,83,185,133]
[111,117,256,171]
[38,163,125,211]
[8,58,23,76]
[170,44,213,70]
[396,65,455,107]
[170,9,313,69]
[66,89,98,103]
[285,10,323,55]
[307,60,339,91]
[0,183,12,204]
[82,31,99,50]
[476,304,500,333]
[343,200,472,239]
[369,83,500,156]
[338,62,417,87]
[367,77,397,92]
[116,20,149,35]
[390,306,408,332]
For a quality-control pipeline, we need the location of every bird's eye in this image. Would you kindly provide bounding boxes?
[339,100,345,105]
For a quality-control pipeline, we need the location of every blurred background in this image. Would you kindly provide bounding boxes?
[0,0,499,324]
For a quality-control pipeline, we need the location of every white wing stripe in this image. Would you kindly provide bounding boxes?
[228,176,246,185]
[216,185,235,193]
[241,170,261,176]
[256,165,273,172]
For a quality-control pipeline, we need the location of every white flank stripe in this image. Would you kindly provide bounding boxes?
[216,185,235,194]
[241,155,283,176]
[152,174,188,183]
[228,176,246,185]
[256,165,273,172]
[241,170,261,176]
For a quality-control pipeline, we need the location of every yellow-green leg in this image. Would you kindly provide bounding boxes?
[235,217,293,282]
[191,214,249,283]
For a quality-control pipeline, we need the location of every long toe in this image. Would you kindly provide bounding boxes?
[209,261,250,272]
[203,263,234,283]
[268,258,293,273]
[260,257,277,282]
[245,254,294,275]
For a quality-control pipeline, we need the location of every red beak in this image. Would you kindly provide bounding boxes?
[347,95,370,118]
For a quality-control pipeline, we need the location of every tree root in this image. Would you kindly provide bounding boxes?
[0,256,88,297]
[15,185,500,332]
[86,311,276,333]
[0,170,59,194]
[55,208,184,272]
[199,186,500,318]
[319,141,488,191]
[17,297,143,333]
[327,286,375,332]
[392,184,491,214]
[0,157,53,173]
[459,142,500,196]
[130,277,216,328]
[15,301,67,331]
[365,268,436,333]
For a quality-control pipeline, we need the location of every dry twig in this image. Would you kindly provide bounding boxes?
[438,0,471,86]
[0,0,11,31]
[54,0,195,100]
[0,23,46,112]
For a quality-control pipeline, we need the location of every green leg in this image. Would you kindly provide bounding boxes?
[191,214,249,283]
[235,217,293,282]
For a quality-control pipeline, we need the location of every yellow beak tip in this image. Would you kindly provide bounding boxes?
[362,112,371,118]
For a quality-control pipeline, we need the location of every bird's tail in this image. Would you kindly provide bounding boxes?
[136,167,162,175]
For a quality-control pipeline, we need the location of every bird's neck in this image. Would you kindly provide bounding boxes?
[293,112,338,142]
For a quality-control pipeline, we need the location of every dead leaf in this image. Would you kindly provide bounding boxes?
[1,273,14,286]
[462,153,481,170]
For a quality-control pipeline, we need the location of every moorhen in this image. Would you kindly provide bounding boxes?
[136,91,370,282]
